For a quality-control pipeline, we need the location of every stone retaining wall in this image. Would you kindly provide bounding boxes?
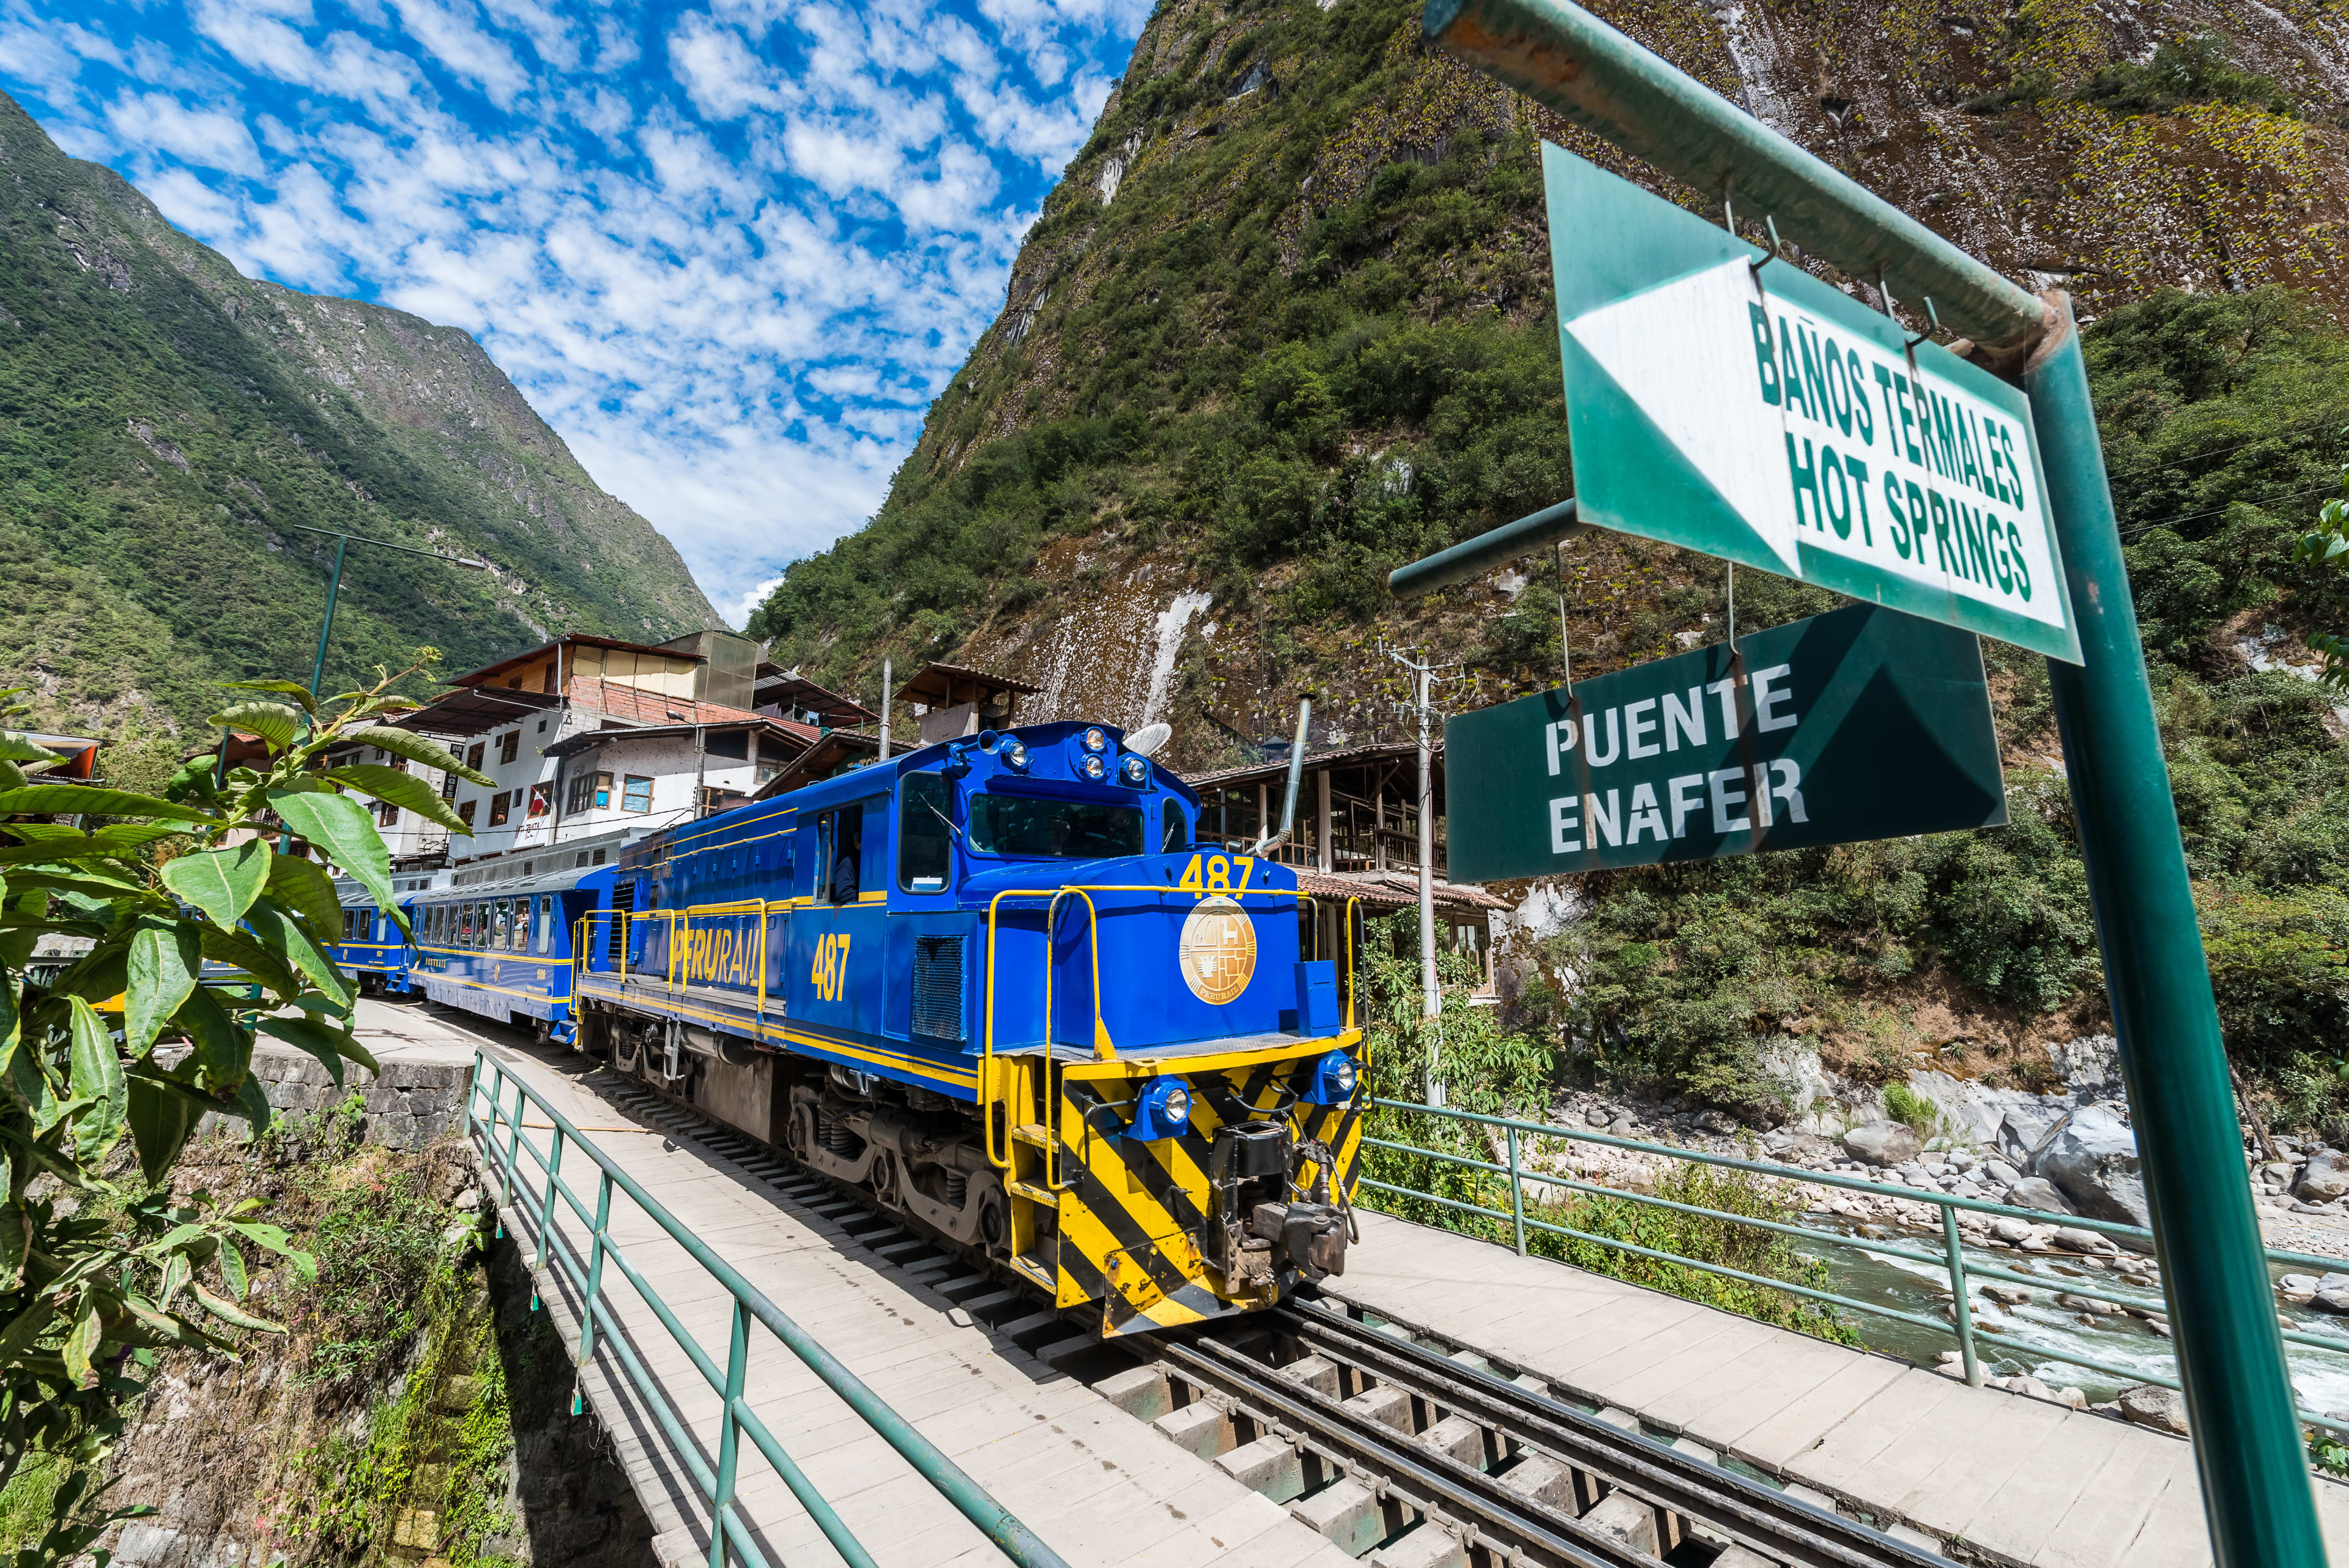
[199,1049,474,1150]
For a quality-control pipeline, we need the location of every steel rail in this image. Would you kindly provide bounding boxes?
[1276,1298,1951,1568]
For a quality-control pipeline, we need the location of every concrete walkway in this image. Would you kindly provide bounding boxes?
[1323,1211,2349,1568]
[460,1029,1354,1568]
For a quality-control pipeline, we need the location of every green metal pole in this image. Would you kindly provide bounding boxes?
[1389,499,1584,600]
[308,532,348,701]
[2026,303,2323,1567]
[1939,1205,1981,1389]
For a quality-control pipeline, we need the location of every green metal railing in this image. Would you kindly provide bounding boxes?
[465,1050,1070,1568]
[1364,1098,2349,1438]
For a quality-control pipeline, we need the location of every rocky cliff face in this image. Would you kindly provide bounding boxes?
[0,92,716,737]
[752,0,2349,769]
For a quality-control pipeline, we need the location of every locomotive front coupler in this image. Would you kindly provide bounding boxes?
[1207,1121,1349,1288]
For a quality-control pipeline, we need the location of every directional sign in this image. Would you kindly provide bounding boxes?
[1445,604,2005,883]
[1545,145,2082,664]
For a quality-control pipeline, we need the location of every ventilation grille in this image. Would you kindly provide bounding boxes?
[912,935,966,1042]
[609,877,636,964]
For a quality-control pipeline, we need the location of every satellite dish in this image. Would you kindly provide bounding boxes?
[1127,722,1172,758]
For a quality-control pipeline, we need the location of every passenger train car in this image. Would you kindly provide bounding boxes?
[567,719,1367,1337]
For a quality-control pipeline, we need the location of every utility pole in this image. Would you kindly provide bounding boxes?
[1381,640,1467,1107]
[880,656,892,762]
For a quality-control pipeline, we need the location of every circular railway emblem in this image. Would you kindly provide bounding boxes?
[1179,895,1256,1005]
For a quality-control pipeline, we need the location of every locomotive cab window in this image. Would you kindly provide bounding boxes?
[823,806,863,904]
[899,773,952,893]
[1162,800,1189,853]
[968,793,1143,860]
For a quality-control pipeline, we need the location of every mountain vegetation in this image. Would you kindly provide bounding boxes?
[752,0,2349,1124]
[0,92,716,751]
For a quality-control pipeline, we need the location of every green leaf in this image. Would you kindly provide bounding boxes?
[67,997,127,1164]
[345,725,495,787]
[192,1282,284,1333]
[217,1238,248,1300]
[228,1220,315,1280]
[160,842,270,927]
[229,1071,273,1137]
[0,735,61,766]
[218,680,316,714]
[2,863,146,897]
[208,701,304,751]
[264,852,343,945]
[6,1030,59,1130]
[196,922,300,997]
[157,1252,190,1313]
[265,790,398,914]
[0,1202,25,1293]
[63,1293,100,1386]
[0,786,220,825]
[125,916,201,1057]
[125,1078,199,1186]
[173,987,249,1087]
[325,765,470,836]
[0,975,16,1083]
[256,1015,379,1083]
[0,1294,56,1367]
[241,900,353,1009]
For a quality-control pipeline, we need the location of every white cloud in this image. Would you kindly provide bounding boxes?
[2,0,1145,615]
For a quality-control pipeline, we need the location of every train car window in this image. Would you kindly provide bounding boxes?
[458,904,473,945]
[1162,800,1189,852]
[967,795,1143,860]
[828,808,863,904]
[514,897,532,953]
[899,773,952,893]
[494,901,511,949]
[538,896,555,955]
[477,902,491,948]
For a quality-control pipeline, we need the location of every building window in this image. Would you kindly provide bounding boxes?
[376,801,399,829]
[457,798,477,828]
[498,731,521,765]
[489,792,511,827]
[622,775,653,812]
[566,771,613,814]
[467,742,486,771]
[528,782,553,818]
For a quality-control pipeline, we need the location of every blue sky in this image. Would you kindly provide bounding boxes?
[1,0,1149,624]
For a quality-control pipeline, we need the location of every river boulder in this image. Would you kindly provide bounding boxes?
[2033,1105,2151,1231]
[2298,1149,2349,1203]
[1842,1121,1921,1167]
[2006,1177,2078,1216]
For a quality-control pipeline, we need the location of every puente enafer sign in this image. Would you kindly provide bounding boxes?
[1444,603,2006,882]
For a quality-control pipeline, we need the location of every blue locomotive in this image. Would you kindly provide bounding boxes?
[565,719,1366,1336]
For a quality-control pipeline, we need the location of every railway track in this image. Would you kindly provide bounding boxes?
[577,1067,1956,1568]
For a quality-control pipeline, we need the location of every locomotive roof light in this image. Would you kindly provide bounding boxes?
[1126,1076,1192,1141]
[1120,754,1150,787]
[1078,752,1108,781]
[1081,726,1110,753]
[1001,739,1031,773]
[1301,1049,1358,1105]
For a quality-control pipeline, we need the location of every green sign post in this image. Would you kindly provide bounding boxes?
[1545,150,2080,664]
[1446,604,2003,882]
[1411,0,2325,1559]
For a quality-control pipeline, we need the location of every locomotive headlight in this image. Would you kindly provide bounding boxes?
[1001,740,1030,772]
[1082,726,1109,753]
[1079,752,1108,781]
[1127,1076,1192,1140]
[1121,755,1149,786]
[1304,1049,1358,1105]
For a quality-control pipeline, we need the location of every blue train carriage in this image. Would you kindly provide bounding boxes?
[572,719,1367,1338]
[407,860,614,1045]
[329,875,412,994]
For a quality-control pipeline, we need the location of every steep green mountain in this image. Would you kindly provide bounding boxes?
[0,92,716,747]
[753,0,2349,1122]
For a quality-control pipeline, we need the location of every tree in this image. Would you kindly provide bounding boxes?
[2297,433,2349,686]
[0,655,491,1565]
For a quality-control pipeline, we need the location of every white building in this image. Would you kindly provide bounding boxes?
[392,631,833,871]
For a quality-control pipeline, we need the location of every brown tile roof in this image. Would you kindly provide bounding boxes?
[1292,868,1510,912]
[566,678,763,727]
